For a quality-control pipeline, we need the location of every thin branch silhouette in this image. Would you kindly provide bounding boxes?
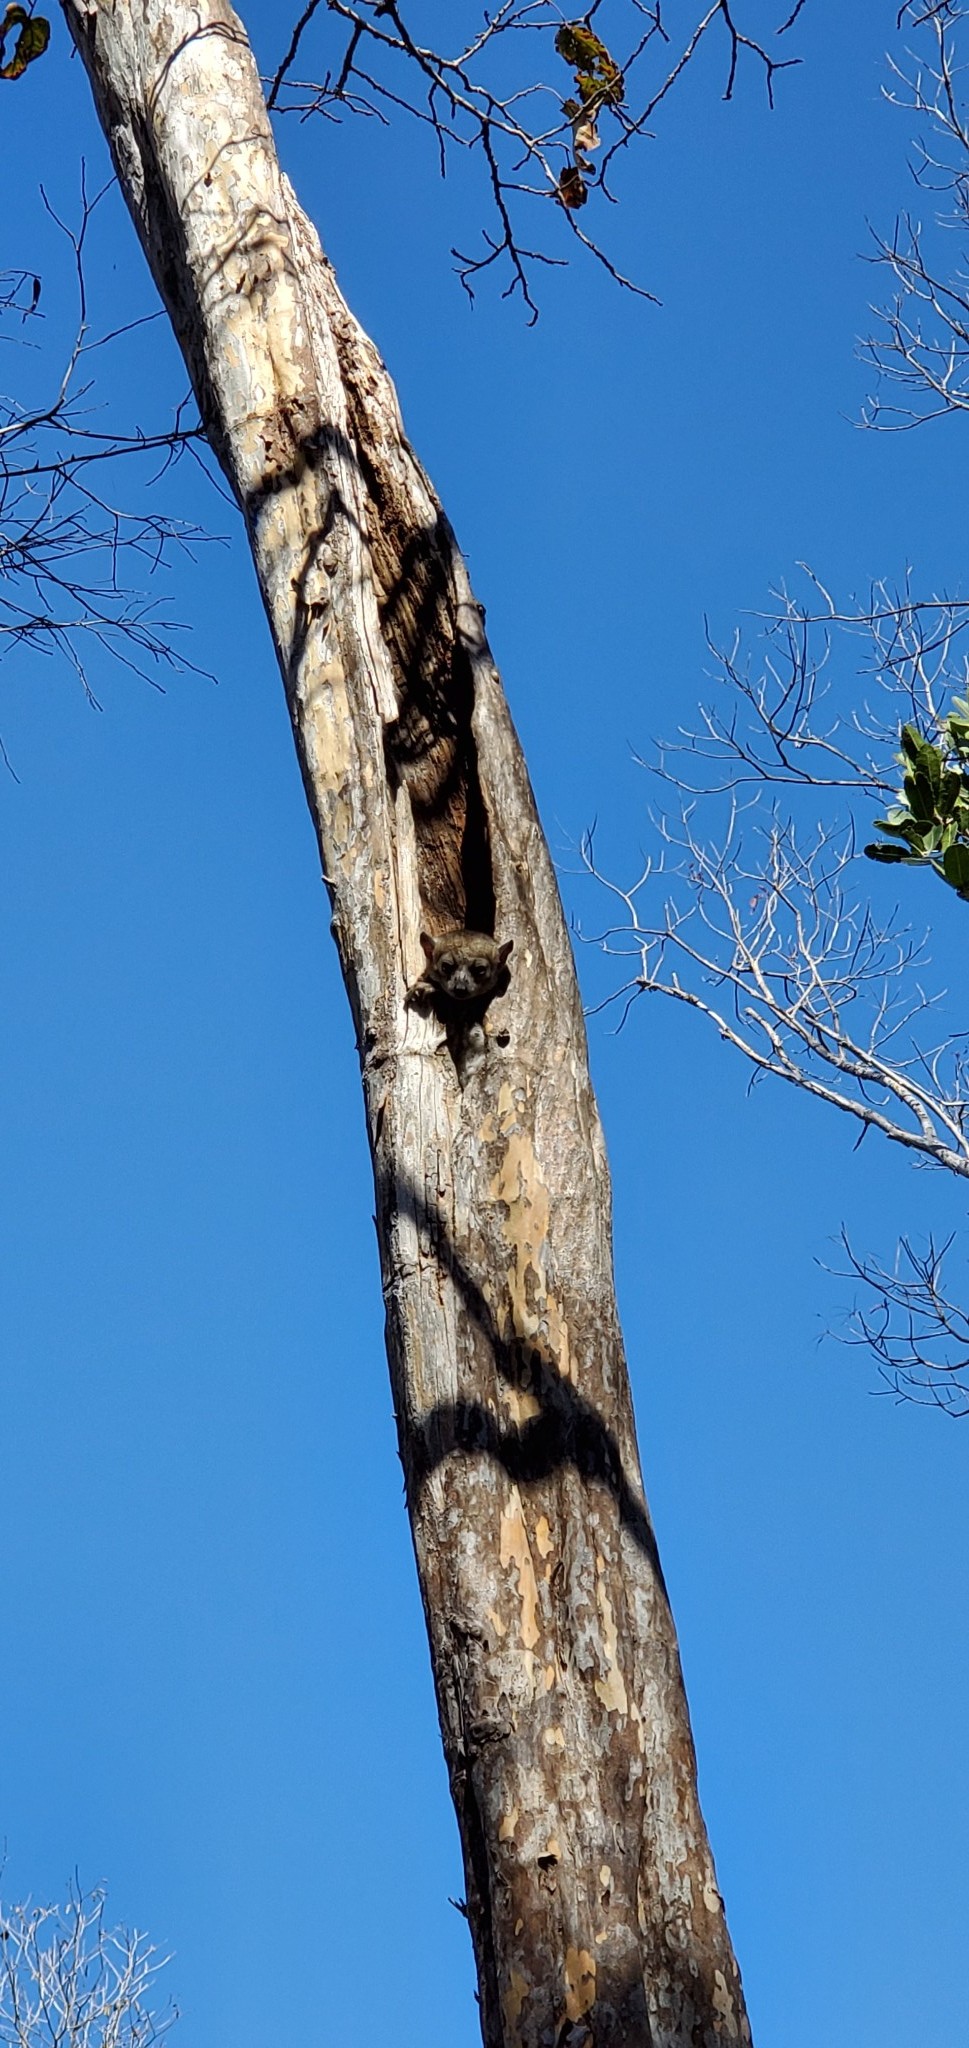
[267,0,808,313]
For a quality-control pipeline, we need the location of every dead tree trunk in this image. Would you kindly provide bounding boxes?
[60,4,752,2041]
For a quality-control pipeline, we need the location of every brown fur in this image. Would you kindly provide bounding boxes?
[412,930,513,1004]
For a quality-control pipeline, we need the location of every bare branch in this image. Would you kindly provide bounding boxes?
[266,1,808,308]
[863,3,969,426]
[580,805,969,1174]
[0,182,220,724]
[654,576,969,797]
[833,1228,969,1416]
[0,1885,177,2048]
[580,572,969,1412]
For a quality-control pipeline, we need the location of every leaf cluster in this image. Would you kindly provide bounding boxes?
[555,21,625,119]
[865,705,969,899]
[555,20,624,211]
[0,4,49,81]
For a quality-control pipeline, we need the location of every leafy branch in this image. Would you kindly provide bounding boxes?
[864,704,969,898]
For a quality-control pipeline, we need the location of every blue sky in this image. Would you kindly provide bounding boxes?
[1,5,967,2044]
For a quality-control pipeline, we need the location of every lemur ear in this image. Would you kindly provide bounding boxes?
[497,939,513,966]
[420,931,436,961]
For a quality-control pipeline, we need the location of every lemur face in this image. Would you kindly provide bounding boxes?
[420,931,513,1002]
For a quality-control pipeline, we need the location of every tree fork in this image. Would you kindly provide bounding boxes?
[60,4,751,2040]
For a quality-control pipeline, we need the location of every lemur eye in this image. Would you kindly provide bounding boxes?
[439,954,456,975]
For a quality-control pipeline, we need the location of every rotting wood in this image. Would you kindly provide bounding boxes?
[60,3,753,2040]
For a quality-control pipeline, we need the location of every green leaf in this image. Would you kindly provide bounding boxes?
[899,722,924,764]
[903,769,938,824]
[915,740,942,789]
[865,841,912,864]
[872,814,915,839]
[942,843,969,894]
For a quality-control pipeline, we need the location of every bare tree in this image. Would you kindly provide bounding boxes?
[862,0,969,430]
[0,1885,176,2048]
[581,575,969,1414]
[39,1,772,2041]
[582,0,969,1420]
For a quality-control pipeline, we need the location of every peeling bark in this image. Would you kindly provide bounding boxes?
[59,4,753,2041]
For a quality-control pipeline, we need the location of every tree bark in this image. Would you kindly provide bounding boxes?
[59,5,752,2041]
